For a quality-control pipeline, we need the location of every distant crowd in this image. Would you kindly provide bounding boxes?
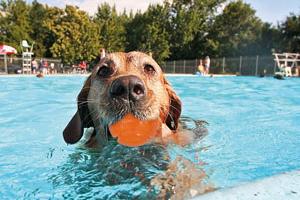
[30,48,106,76]
[31,58,57,75]
[31,58,88,75]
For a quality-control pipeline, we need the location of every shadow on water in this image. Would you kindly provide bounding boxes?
[49,117,212,199]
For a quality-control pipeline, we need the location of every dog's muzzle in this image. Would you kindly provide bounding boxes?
[109,75,146,102]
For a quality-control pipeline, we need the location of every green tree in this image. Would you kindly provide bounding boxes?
[42,6,64,58]
[0,0,31,53]
[207,0,263,57]
[94,3,126,52]
[257,22,281,55]
[125,11,144,52]
[166,0,226,59]
[280,13,300,52]
[126,4,170,63]
[28,0,48,57]
[45,5,100,64]
[2,0,297,62]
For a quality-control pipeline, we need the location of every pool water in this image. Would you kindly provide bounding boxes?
[0,76,299,199]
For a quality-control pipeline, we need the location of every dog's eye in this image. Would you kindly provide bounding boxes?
[97,65,113,78]
[144,64,156,75]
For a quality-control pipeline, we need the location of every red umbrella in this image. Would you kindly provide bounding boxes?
[0,44,17,55]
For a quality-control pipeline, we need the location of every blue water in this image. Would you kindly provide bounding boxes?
[0,76,300,199]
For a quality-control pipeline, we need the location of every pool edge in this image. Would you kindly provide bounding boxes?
[0,73,236,77]
[193,170,300,200]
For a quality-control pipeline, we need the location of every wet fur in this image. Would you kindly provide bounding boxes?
[63,51,182,147]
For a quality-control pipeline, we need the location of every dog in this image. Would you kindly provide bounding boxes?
[63,51,195,148]
[61,52,212,197]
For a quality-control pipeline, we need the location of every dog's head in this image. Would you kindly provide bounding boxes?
[63,51,181,144]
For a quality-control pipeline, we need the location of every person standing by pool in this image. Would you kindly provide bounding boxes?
[50,62,56,74]
[31,58,38,74]
[204,56,210,75]
[39,58,44,74]
[43,59,49,74]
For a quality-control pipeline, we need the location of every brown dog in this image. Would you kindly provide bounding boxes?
[63,51,189,147]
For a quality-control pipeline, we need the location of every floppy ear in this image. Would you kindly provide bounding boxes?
[63,75,94,144]
[163,78,182,131]
[63,111,83,144]
[77,75,94,128]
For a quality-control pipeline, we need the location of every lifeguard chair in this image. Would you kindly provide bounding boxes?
[273,53,300,77]
[20,40,34,74]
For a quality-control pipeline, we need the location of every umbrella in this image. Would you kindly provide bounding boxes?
[0,44,17,55]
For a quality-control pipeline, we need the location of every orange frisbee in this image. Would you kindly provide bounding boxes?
[109,114,162,147]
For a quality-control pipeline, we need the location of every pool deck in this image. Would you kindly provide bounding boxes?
[194,170,300,200]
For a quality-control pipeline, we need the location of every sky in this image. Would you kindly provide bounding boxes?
[27,0,300,25]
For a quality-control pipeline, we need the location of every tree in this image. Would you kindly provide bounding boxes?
[126,4,170,63]
[125,11,144,52]
[257,22,281,55]
[1,0,298,62]
[42,6,64,58]
[206,0,263,57]
[45,5,100,64]
[28,0,48,57]
[166,0,226,59]
[0,0,31,52]
[280,13,300,52]
[94,3,126,52]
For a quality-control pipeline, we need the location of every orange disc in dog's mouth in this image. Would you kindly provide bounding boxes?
[109,114,162,147]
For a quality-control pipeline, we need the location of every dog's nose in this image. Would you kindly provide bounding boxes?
[110,75,145,101]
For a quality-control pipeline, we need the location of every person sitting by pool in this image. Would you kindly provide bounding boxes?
[79,61,87,74]
[39,58,48,75]
[197,60,205,75]
[285,65,292,77]
[259,69,267,77]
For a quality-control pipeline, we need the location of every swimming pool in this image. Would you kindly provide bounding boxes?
[0,76,299,199]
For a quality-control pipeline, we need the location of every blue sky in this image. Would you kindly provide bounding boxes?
[27,0,300,24]
[243,0,300,24]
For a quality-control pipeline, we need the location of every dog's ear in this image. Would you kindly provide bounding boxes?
[77,75,94,128]
[63,75,93,144]
[63,111,83,144]
[163,78,182,131]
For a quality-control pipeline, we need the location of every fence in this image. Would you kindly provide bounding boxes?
[161,56,278,76]
[0,57,69,74]
[0,55,280,76]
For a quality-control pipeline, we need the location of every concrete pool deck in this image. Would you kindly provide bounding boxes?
[194,170,300,200]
